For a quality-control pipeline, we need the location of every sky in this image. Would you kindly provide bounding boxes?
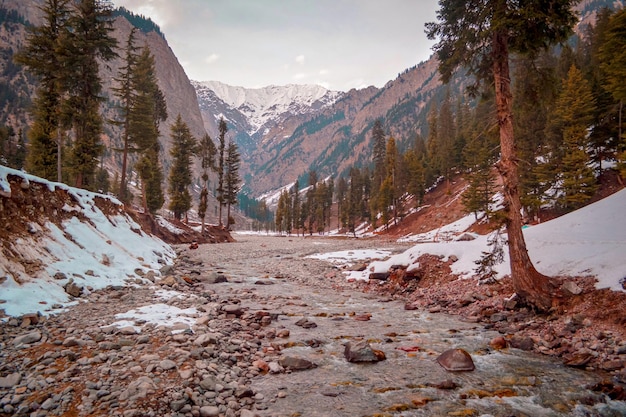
[112,0,440,91]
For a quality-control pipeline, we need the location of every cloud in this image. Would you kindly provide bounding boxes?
[204,53,220,64]
[295,55,305,65]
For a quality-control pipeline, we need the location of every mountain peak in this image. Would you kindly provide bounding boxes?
[192,80,343,136]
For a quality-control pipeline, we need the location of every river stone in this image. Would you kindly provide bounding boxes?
[278,356,316,371]
[203,272,227,284]
[222,304,243,316]
[0,372,21,388]
[200,405,220,417]
[509,336,534,351]
[344,340,385,363]
[13,331,42,346]
[436,348,475,372]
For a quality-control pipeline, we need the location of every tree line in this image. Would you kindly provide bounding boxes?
[5,0,241,227]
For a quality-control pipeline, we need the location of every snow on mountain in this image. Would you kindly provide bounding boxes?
[193,80,343,136]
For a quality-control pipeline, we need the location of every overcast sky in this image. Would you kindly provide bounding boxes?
[112,0,440,91]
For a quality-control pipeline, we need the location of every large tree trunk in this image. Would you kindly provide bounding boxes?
[492,30,554,311]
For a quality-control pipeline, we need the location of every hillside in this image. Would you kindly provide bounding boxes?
[0,165,231,318]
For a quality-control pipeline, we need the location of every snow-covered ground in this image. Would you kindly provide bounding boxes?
[314,188,626,292]
[0,166,175,318]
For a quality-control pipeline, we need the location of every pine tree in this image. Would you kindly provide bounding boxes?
[371,119,386,191]
[198,133,217,232]
[599,8,626,176]
[168,114,197,220]
[426,0,578,311]
[437,91,456,189]
[112,28,139,202]
[512,51,559,219]
[291,180,301,235]
[61,0,118,189]
[215,118,227,227]
[462,131,497,220]
[14,0,72,181]
[581,8,620,172]
[129,46,167,213]
[224,140,240,230]
[553,65,597,209]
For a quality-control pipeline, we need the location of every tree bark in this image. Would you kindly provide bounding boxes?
[492,30,554,311]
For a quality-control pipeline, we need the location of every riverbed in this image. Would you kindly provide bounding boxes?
[189,234,626,417]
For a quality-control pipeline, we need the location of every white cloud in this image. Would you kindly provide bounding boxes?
[295,54,305,65]
[205,53,220,64]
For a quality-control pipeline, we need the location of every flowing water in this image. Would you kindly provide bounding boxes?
[197,235,626,416]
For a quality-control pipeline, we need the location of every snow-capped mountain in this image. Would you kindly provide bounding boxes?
[193,80,343,139]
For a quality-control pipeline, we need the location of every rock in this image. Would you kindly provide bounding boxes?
[194,333,219,346]
[252,359,269,372]
[0,372,21,388]
[456,233,476,241]
[200,405,220,417]
[344,340,385,363]
[20,313,40,326]
[562,280,583,295]
[436,348,475,372]
[199,376,217,391]
[503,293,519,310]
[489,336,508,350]
[13,330,42,346]
[119,376,156,401]
[369,272,390,281]
[202,272,228,284]
[222,304,243,317]
[159,359,177,370]
[268,361,284,374]
[53,272,67,280]
[294,317,317,328]
[564,352,594,368]
[64,279,83,297]
[350,263,368,272]
[448,254,459,263]
[509,336,534,351]
[278,356,316,371]
[429,379,460,390]
[158,276,177,287]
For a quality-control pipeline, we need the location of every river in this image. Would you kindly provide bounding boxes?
[189,234,626,417]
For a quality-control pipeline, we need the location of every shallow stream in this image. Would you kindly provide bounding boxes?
[199,235,626,416]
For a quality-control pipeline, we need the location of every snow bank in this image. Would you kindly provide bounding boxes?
[334,188,626,291]
[0,166,176,317]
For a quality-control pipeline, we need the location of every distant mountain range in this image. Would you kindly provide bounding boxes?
[193,58,448,197]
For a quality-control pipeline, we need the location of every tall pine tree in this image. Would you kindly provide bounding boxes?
[61,0,117,189]
[14,0,72,181]
[427,0,578,311]
[553,65,597,209]
[168,114,197,220]
[224,140,241,230]
[130,46,167,214]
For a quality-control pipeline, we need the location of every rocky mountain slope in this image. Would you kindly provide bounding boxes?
[196,58,447,196]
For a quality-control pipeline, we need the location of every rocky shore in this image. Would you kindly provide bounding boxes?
[1,235,625,417]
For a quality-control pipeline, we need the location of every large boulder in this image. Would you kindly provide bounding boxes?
[436,348,475,372]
